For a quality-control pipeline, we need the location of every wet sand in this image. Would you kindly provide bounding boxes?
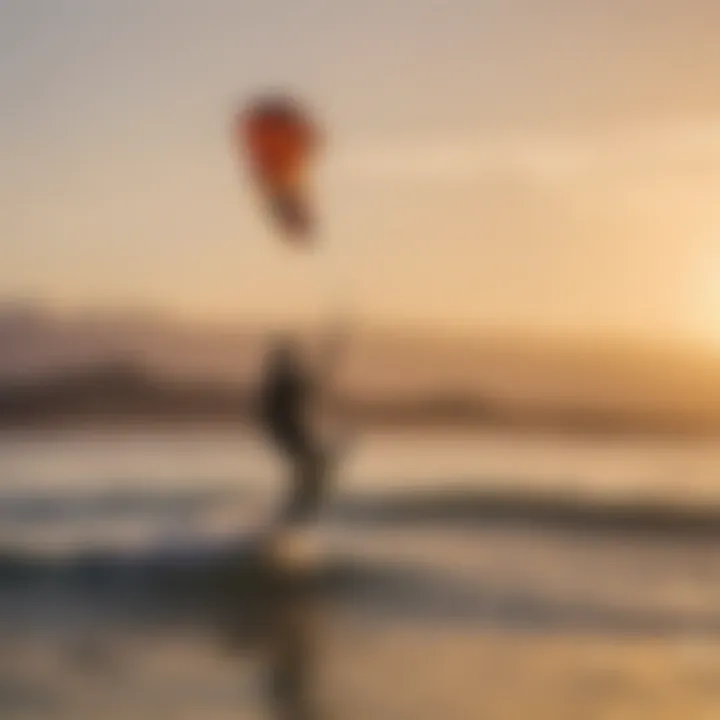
[2,487,720,719]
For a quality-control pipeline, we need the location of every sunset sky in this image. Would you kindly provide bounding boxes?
[3,0,720,346]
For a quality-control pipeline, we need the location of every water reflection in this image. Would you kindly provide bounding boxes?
[4,485,720,718]
[263,576,320,720]
[217,552,324,720]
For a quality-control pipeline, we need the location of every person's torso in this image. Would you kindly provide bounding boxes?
[260,368,310,427]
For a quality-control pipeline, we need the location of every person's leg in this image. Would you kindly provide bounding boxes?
[279,431,327,524]
[294,445,326,520]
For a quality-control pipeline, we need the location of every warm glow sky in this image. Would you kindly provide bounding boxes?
[2,0,720,344]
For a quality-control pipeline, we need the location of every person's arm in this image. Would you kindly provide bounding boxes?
[305,322,350,427]
[314,322,357,451]
[315,320,350,386]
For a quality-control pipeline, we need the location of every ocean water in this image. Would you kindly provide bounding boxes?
[1,428,720,719]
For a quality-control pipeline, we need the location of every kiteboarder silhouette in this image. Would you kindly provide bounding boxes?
[257,325,349,527]
[235,92,352,538]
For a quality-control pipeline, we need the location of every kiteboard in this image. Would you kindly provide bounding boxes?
[264,518,328,571]
[264,428,354,571]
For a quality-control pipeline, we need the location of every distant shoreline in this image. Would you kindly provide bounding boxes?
[1,412,717,441]
[1,362,718,440]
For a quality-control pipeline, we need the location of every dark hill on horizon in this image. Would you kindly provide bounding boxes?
[0,358,717,437]
[1,302,720,432]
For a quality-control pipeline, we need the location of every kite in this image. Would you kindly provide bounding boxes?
[234,94,321,243]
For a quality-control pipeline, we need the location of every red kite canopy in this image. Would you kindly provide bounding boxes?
[234,94,322,243]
